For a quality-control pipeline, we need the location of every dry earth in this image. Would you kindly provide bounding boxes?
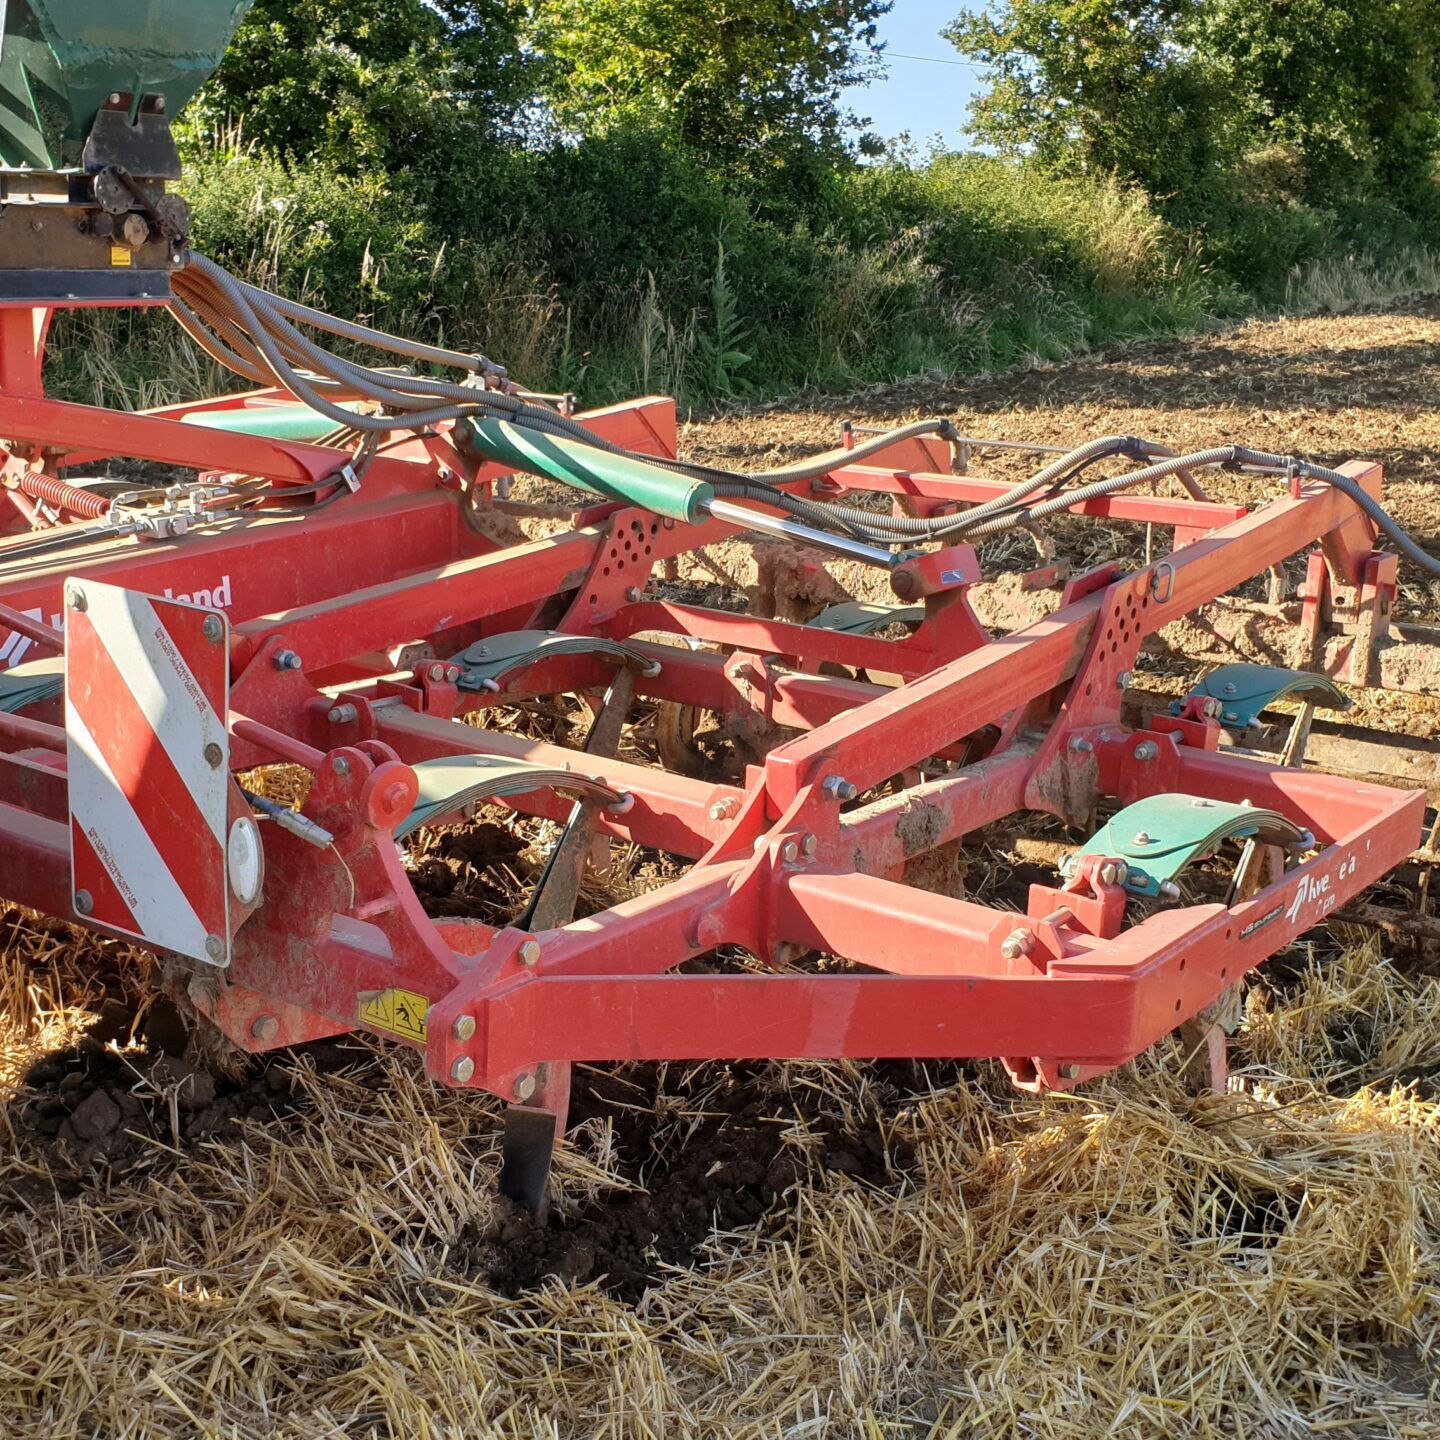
[3,301,1440,1438]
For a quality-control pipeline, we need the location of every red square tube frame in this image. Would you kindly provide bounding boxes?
[0,302,1427,1101]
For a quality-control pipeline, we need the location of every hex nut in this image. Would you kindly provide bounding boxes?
[252,1015,280,1042]
[452,1014,477,1042]
[1000,928,1032,960]
[451,1057,475,1084]
[518,939,541,967]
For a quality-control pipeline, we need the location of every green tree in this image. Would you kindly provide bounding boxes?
[528,0,892,182]
[185,0,534,171]
[1197,0,1440,205]
[946,1,1440,209]
[943,2,1242,197]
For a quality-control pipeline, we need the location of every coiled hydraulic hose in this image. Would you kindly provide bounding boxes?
[168,253,1440,577]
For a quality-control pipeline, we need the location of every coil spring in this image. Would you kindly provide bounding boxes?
[16,470,111,520]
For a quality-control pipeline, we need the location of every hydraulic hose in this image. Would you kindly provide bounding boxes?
[167,253,1440,577]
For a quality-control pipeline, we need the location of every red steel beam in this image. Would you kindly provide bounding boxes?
[764,472,1377,807]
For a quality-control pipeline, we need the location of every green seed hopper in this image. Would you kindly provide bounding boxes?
[0,0,252,170]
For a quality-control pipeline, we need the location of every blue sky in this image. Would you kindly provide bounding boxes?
[840,1,986,150]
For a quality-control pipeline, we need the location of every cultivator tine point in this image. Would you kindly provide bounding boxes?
[498,1105,562,1219]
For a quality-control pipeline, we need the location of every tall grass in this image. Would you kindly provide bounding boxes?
[1284,246,1440,314]
[41,137,1440,412]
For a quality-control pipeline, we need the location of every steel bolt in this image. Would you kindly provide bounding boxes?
[452,1014,477,1042]
[451,1057,475,1084]
[74,889,93,915]
[821,774,858,802]
[781,839,799,863]
[708,796,740,821]
[332,756,350,776]
[1114,862,1128,885]
[1000,928,1032,960]
[1059,1063,1081,1081]
[1159,881,1182,900]
[204,933,225,961]
[801,833,817,857]
[1100,862,1117,885]
[625,586,644,603]
[108,92,121,104]
[327,703,358,724]
[202,614,224,644]
[1068,737,1094,755]
[69,586,87,613]
[518,939,541,967]
[203,741,224,769]
[1222,681,1237,695]
[513,1072,537,1102]
[252,1015,279,1042]
[1116,670,1133,690]
[1134,830,1153,845]
[1133,741,1158,762]
[273,649,303,671]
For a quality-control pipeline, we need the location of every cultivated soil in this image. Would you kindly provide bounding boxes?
[3,300,1440,1438]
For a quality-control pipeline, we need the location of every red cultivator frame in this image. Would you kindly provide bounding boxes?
[0,296,1432,1203]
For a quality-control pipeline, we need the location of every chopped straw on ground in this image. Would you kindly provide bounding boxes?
[3,298,1440,1437]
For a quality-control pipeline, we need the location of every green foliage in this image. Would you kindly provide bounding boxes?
[694,245,754,397]
[183,146,435,314]
[528,0,891,182]
[947,1,1440,215]
[1197,0,1440,206]
[945,2,1243,197]
[63,0,1439,412]
[183,0,533,173]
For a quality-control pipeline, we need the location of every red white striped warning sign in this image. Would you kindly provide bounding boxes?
[65,581,232,965]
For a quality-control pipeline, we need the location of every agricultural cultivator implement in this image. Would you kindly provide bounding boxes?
[2,3,1439,1210]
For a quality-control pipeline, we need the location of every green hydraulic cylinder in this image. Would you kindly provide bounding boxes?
[454,417,712,525]
[181,403,359,443]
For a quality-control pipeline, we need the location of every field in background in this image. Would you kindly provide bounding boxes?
[3,299,1440,1437]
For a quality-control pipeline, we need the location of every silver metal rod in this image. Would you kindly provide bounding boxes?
[848,426,1070,456]
[703,497,896,568]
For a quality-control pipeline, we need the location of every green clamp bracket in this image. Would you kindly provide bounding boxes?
[1170,663,1349,731]
[808,601,924,636]
[0,656,63,714]
[400,755,628,840]
[1064,792,1308,898]
[449,630,661,692]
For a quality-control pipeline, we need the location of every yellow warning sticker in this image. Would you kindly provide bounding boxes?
[358,988,429,1043]
[109,245,132,268]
